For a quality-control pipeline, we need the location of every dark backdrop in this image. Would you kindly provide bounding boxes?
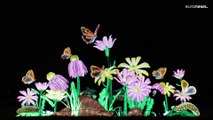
[2,1,212,118]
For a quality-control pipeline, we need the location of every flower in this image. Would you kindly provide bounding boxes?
[45,90,67,101]
[35,82,48,91]
[114,68,138,86]
[173,90,192,102]
[118,56,150,78]
[93,35,116,51]
[160,82,175,97]
[94,66,118,86]
[152,83,164,94]
[68,55,88,78]
[46,72,69,91]
[127,76,152,102]
[173,69,185,79]
[17,88,38,106]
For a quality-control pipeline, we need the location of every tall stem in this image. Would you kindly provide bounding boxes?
[105,47,112,110]
[54,100,58,112]
[164,95,168,112]
[123,85,128,116]
[77,75,80,96]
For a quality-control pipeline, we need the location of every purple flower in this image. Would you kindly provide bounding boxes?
[173,69,185,79]
[93,35,116,51]
[35,82,48,91]
[46,72,69,91]
[127,76,152,102]
[68,55,88,78]
[173,90,192,102]
[114,68,138,86]
[152,83,164,94]
[17,88,38,106]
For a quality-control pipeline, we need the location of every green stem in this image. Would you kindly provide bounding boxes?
[105,47,112,111]
[123,85,128,116]
[77,75,80,96]
[54,100,58,112]
[38,91,43,114]
[164,95,168,112]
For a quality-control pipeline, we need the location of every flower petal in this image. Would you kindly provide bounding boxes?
[118,63,130,68]
[137,62,150,68]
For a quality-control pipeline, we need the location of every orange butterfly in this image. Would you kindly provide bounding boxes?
[81,24,100,44]
[90,65,104,78]
[61,47,72,60]
[22,69,35,84]
[152,67,167,79]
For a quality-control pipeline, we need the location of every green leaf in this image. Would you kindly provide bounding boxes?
[109,89,123,111]
[40,96,54,107]
[31,88,39,94]
[98,88,109,111]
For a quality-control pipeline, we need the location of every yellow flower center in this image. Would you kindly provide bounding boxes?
[70,55,79,61]
[134,88,140,93]
[130,65,136,70]
[123,78,126,82]
[46,72,56,81]
[26,95,32,99]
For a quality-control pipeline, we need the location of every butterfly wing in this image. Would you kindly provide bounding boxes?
[160,67,167,77]
[61,47,71,60]
[152,70,162,79]
[184,86,197,96]
[81,24,100,44]
[22,69,35,84]
[181,80,189,91]
[90,65,104,78]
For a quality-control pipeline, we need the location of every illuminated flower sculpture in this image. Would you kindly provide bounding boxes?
[35,82,48,91]
[17,88,38,106]
[127,76,152,102]
[114,68,138,86]
[160,82,175,97]
[94,35,116,51]
[152,83,164,94]
[94,66,118,86]
[118,56,150,78]
[173,69,185,79]
[68,55,88,78]
[46,72,69,91]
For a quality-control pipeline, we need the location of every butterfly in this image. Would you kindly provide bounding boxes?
[61,47,72,60]
[181,80,197,96]
[152,67,167,79]
[22,69,35,84]
[81,24,100,44]
[90,65,104,78]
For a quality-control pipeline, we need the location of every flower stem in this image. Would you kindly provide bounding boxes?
[164,95,169,112]
[76,75,80,96]
[54,100,58,112]
[123,85,128,116]
[105,47,113,111]
[38,91,43,114]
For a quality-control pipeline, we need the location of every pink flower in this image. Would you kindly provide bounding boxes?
[17,88,38,106]
[35,82,48,91]
[68,55,88,78]
[46,72,69,91]
[173,69,185,79]
[152,83,164,94]
[173,90,192,102]
[114,68,138,86]
[127,76,152,102]
[93,35,116,51]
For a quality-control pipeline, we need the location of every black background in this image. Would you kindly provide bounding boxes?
[2,1,212,119]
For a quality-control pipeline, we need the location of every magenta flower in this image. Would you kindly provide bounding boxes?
[152,83,164,94]
[127,76,152,102]
[93,35,116,51]
[68,55,88,78]
[35,82,48,91]
[17,88,38,106]
[46,72,69,91]
[114,68,138,86]
[173,69,185,79]
[173,90,192,102]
